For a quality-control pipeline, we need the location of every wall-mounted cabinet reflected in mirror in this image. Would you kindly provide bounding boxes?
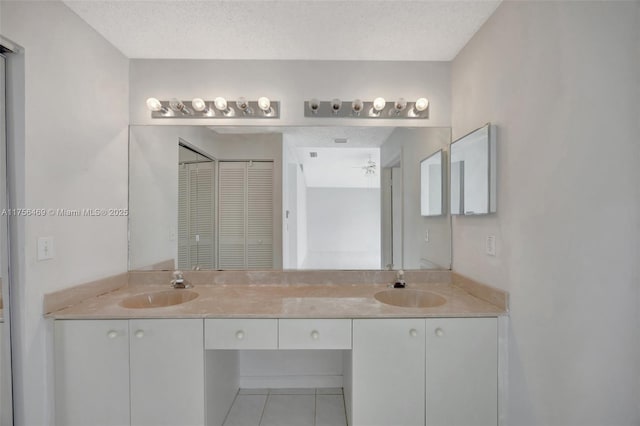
[129,126,451,271]
[450,123,496,215]
[420,150,444,217]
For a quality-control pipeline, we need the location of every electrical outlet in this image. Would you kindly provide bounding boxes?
[424,229,430,242]
[37,236,55,260]
[486,235,496,256]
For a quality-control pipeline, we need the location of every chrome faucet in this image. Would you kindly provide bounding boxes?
[391,269,406,288]
[171,271,192,289]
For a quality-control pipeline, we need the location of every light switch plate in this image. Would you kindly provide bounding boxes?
[37,236,55,260]
[486,235,496,256]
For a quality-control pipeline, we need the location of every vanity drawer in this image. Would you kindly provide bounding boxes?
[205,319,278,349]
[278,319,352,349]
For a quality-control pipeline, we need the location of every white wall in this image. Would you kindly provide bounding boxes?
[305,188,380,269]
[0,1,130,424]
[239,350,344,389]
[451,2,640,425]
[129,59,451,128]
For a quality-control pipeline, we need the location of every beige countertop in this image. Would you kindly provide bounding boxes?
[46,280,506,319]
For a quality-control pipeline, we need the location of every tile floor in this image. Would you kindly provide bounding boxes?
[222,388,347,426]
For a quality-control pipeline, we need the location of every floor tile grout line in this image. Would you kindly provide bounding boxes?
[313,388,318,426]
[221,388,241,426]
[257,393,270,426]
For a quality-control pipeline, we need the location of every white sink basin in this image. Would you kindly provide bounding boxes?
[374,289,446,308]
[120,290,198,309]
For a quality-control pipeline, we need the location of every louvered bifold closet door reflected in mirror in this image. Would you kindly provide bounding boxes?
[247,162,274,269]
[218,161,274,270]
[177,162,216,270]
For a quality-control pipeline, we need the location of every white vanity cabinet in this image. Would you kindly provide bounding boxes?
[54,320,130,426]
[425,317,497,426]
[351,317,498,426]
[129,319,204,426]
[54,319,204,426]
[352,319,427,426]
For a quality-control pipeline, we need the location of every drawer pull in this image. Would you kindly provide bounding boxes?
[107,330,118,339]
[435,328,444,337]
[235,330,245,340]
[135,330,145,339]
[310,330,320,340]
[409,328,418,337]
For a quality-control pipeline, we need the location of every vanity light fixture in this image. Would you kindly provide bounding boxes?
[146,97,280,119]
[372,97,386,112]
[169,98,191,115]
[303,97,429,119]
[309,99,321,114]
[214,97,235,116]
[257,97,276,116]
[146,97,168,114]
[412,97,429,115]
[392,98,407,115]
[191,98,210,114]
[330,98,342,114]
[369,97,386,117]
[214,97,228,111]
[352,99,363,115]
[236,97,252,114]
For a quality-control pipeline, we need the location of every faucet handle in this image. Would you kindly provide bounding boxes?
[393,269,406,288]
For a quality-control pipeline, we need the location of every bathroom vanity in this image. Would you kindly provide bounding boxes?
[48,271,507,426]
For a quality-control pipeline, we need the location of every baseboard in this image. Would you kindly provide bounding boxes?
[239,375,343,389]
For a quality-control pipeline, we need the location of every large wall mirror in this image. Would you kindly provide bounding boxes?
[129,125,451,271]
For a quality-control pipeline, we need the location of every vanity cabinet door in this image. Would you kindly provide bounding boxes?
[54,320,130,426]
[352,319,425,426]
[425,318,497,426]
[129,319,204,426]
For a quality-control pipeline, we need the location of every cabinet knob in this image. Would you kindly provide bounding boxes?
[409,329,418,337]
[235,330,245,340]
[107,330,118,339]
[310,330,320,340]
[135,330,145,339]
[435,328,444,337]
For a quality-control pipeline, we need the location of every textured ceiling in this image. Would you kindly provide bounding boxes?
[63,0,501,61]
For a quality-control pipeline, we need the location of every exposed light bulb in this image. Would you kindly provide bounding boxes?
[258,97,271,112]
[373,97,386,111]
[236,97,250,112]
[214,97,228,111]
[352,99,363,114]
[330,98,342,113]
[191,98,207,112]
[394,98,407,112]
[146,97,165,112]
[169,98,190,115]
[414,97,429,112]
[309,98,320,113]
